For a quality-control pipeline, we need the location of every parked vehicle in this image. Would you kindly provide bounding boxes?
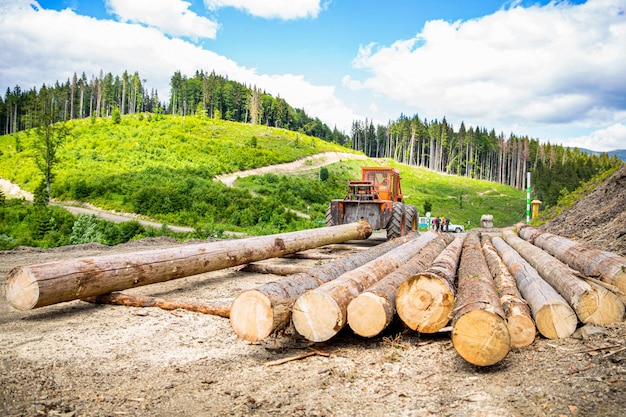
[446,223,465,233]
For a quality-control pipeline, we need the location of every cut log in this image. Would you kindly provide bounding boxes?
[83,292,231,317]
[491,236,577,339]
[396,234,465,333]
[5,221,372,311]
[292,231,440,342]
[516,223,626,299]
[452,232,510,367]
[481,234,536,347]
[502,229,624,326]
[347,233,453,337]
[230,232,417,342]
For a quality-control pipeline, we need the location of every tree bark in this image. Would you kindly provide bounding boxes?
[516,223,626,298]
[491,236,577,339]
[83,292,231,317]
[481,235,536,347]
[6,221,372,311]
[452,233,510,367]
[396,234,465,333]
[502,230,624,326]
[292,232,439,342]
[347,233,453,337]
[230,232,417,342]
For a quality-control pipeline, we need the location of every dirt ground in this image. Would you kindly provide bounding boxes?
[1,163,625,417]
[1,232,625,417]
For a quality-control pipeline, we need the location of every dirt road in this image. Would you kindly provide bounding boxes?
[1,151,366,232]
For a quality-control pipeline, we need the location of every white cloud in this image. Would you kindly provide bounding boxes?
[351,0,626,145]
[203,0,323,20]
[106,0,219,39]
[559,123,626,152]
[0,1,355,131]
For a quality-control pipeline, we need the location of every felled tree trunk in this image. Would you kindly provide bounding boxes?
[230,233,417,342]
[6,221,372,311]
[516,223,626,299]
[347,233,452,337]
[481,234,536,347]
[491,236,577,339]
[396,234,465,333]
[452,233,510,367]
[83,292,231,317]
[292,232,439,342]
[502,230,624,326]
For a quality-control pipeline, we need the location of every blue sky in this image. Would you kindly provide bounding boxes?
[1,0,625,151]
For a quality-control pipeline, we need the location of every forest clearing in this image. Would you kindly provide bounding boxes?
[1,164,625,417]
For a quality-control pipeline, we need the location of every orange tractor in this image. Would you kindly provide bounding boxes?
[326,167,417,239]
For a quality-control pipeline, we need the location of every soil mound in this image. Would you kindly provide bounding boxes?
[541,163,626,256]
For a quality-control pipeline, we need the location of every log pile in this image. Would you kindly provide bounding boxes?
[5,222,625,368]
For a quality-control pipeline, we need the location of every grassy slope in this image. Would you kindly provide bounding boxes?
[1,114,526,231]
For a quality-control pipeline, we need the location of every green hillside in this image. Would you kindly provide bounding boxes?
[237,158,526,229]
[0,114,526,249]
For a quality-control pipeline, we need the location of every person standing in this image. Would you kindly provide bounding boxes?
[445,217,450,232]
[435,216,441,232]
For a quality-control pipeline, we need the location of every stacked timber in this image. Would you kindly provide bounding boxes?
[502,230,624,325]
[492,235,577,339]
[347,233,453,338]
[396,235,465,333]
[452,232,510,366]
[5,221,372,311]
[481,235,536,347]
[292,232,440,342]
[516,223,626,303]
[230,232,418,342]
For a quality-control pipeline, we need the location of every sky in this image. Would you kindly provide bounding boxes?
[1,0,625,152]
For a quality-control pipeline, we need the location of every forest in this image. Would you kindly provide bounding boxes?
[1,69,349,145]
[348,117,621,207]
[1,69,622,209]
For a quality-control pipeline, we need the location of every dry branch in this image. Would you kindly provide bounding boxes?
[396,234,465,333]
[481,234,536,347]
[239,263,311,276]
[230,233,417,342]
[347,233,453,337]
[292,232,440,342]
[83,292,231,317]
[452,232,510,367]
[6,221,371,311]
[264,348,330,366]
[491,236,577,339]
[502,230,624,326]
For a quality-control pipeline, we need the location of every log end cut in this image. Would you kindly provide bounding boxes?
[396,274,454,333]
[452,309,510,367]
[535,303,578,339]
[230,290,274,342]
[576,285,625,326]
[6,267,39,311]
[347,292,390,338]
[506,314,536,348]
[292,291,343,342]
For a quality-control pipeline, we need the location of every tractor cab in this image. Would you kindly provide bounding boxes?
[327,166,415,240]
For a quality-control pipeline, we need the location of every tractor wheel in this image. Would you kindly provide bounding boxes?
[405,205,417,234]
[386,202,405,239]
[325,204,335,227]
